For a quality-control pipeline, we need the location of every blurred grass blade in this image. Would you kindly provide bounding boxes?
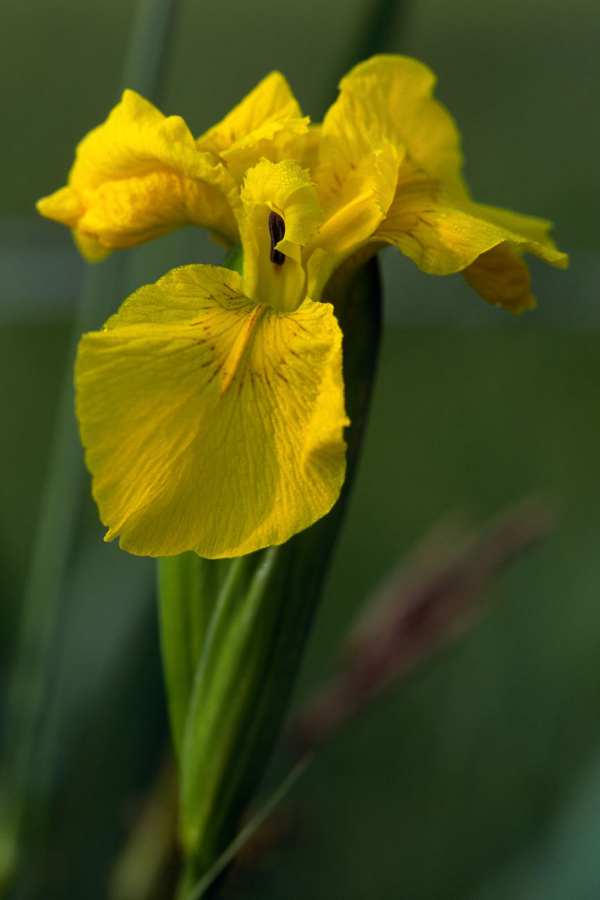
[109,755,179,900]
[324,0,411,114]
[120,0,180,97]
[0,0,182,889]
[0,258,127,886]
[350,0,410,60]
[289,498,556,752]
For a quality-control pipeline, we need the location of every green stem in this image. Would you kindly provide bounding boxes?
[0,0,182,889]
[181,755,313,900]
[161,256,382,891]
[158,555,229,760]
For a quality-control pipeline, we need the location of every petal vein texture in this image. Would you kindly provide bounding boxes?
[76,266,348,558]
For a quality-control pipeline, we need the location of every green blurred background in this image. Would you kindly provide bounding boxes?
[2,0,600,897]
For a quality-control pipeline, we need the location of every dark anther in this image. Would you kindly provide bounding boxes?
[269,211,286,266]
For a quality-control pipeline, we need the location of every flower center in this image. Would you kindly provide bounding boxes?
[269,211,286,266]
[242,205,307,314]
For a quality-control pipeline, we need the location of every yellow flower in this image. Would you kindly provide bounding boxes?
[308,55,568,312]
[76,158,348,559]
[40,55,568,559]
[36,72,312,260]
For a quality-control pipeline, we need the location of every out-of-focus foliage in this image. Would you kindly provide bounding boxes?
[1,0,599,898]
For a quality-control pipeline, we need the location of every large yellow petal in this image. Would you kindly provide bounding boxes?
[324,55,466,192]
[76,265,348,559]
[37,90,237,258]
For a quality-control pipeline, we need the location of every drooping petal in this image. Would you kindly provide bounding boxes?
[324,54,467,192]
[239,158,324,312]
[37,90,237,258]
[381,192,568,275]
[73,169,237,250]
[311,55,568,307]
[76,265,348,559]
[461,244,536,313]
[375,160,568,308]
[73,230,112,263]
[458,204,569,312]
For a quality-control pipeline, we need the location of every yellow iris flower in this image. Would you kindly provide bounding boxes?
[37,55,568,559]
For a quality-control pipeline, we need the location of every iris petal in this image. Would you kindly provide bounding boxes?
[374,159,567,309]
[37,90,237,257]
[240,158,323,311]
[76,265,348,559]
[328,54,467,192]
[196,71,303,156]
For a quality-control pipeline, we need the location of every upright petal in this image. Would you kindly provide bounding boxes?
[310,58,408,280]
[311,140,400,261]
[239,158,323,312]
[197,72,303,156]
[196,72,311,203]
[324,55,466,192]
[306,139,399,303]
[76,265,348,559]
[37,90,237,258]
[219,118,311,191]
